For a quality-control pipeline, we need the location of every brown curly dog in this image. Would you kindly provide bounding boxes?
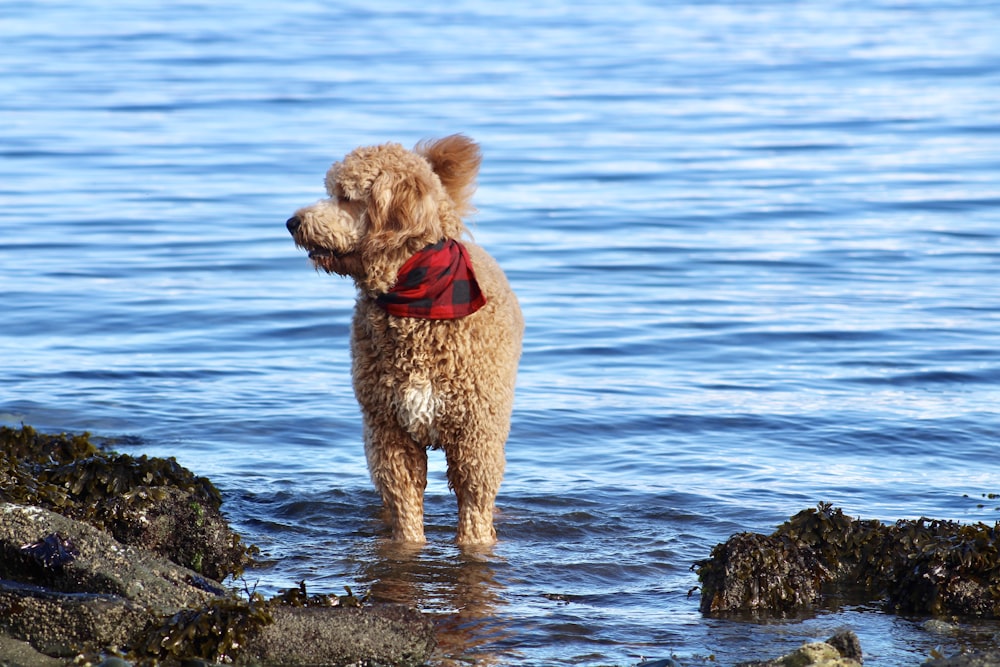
[286,135,523,545]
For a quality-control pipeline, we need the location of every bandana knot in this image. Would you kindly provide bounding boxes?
[376,239,487,319]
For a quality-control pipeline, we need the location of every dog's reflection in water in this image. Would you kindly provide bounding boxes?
[359,539,515,666]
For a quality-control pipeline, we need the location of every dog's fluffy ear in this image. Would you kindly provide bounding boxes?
[415,134,481,217]
[365,169,440,249]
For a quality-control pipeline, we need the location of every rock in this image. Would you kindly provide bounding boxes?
[0,425,254,580]
[695,503,1000,618]
[923,618,960,635]
[0,578,150,657]
[0,427,436,667]
[99,483,252,582]
[0,632,63,667]
[0,503,222,656]
[636,658,682,667]
[694,532,828,614]
[736,631,863,667]
[0,503,221,610]
[241,604,436,667]
[922,650,1000,667]
[825,630,862,663]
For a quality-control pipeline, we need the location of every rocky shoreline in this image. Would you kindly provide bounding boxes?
[0,425,434,666]
[4,426,1000,666]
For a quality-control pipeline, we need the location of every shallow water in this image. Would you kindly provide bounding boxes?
[3,1,1000,664]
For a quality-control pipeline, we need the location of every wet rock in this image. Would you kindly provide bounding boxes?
[922,650,1000,667]
[695,532,827,614]
[695,503,1000,618]
[241,604,436,667]
[0,578,151,657]
[0,633,63,667]
[825,630,863,663]
[736,631,862,667]
[100,483,251,582]
[0,427,436,667]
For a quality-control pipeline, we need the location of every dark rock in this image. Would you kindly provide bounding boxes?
[0,632,63,667]
[695,503,1000,618]
[0,578,150,657]
[826,630,863,662]
[99,484,253,581]
[241,604,436,667]
[0,503,222,657]
[694,532,828,614]
[0,427,436,667]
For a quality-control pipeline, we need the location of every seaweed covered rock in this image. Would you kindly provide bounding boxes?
[695,532,828,614]
[885,519,1000,617]
[0,426,437,666]
[0,425,254,579]
[695,503,1000,618]
[1,504,436,666]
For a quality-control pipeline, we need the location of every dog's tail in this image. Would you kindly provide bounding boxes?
[415,134,481,218]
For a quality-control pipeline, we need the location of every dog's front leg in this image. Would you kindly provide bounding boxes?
[363,422,428,543]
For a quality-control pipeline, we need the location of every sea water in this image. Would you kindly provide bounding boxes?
[2,1,1000,664]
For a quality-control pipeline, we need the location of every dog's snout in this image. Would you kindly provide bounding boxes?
[286,216,301,235]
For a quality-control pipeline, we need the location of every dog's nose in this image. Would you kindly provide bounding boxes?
[286,216,301,235]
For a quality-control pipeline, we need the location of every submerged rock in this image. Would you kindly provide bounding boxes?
[695,503,1000,618]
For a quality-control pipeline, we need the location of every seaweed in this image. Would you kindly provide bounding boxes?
[131,593,274,665]
[129,582,371,665]
[271,580,370,608]
[693,531,828,614]
[695,502,1000,618]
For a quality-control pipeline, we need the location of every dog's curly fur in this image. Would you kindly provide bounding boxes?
[286,135,523,545]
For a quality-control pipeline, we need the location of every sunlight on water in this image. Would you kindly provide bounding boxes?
[3,0,1000,665]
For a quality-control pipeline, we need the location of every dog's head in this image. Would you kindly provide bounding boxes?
[286,134,481,295]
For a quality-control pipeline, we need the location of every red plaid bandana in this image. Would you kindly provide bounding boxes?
[376,239,487,319]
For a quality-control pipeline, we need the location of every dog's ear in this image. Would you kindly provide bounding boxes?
[365,169,440,248]
[415,134,481,217]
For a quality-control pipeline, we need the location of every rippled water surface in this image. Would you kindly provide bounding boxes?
[3,1,1000,664]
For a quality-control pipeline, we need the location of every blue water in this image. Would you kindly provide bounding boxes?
[3,1,1000,664]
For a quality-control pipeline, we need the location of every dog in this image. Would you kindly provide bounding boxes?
[286,135,523,545]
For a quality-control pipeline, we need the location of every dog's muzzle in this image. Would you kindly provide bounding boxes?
[286,216,301,235]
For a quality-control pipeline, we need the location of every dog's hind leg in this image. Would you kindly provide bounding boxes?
[445,431,505,545]
[364,423,428,543]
